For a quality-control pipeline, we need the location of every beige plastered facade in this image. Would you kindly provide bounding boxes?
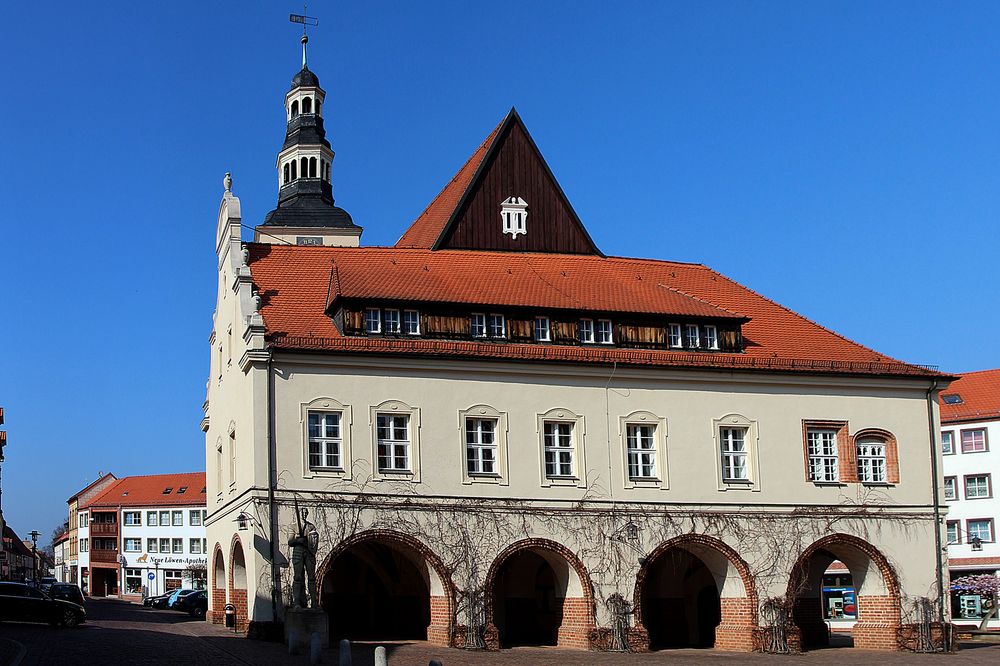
[204,190,950,650]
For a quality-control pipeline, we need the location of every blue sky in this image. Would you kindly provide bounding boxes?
[1,1,998,540]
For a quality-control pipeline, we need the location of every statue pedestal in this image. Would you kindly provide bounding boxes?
[285,608,329,650]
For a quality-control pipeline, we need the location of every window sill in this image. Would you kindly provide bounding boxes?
[722,478,753,485]
[860,482,894,487]
[810,481,846,487]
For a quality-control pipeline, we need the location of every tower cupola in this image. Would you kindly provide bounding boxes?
[255,32,362,247]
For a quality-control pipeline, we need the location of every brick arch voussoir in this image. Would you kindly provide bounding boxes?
[315,528,457,633]
[632,533,759,630]
[484,537,597,629]
[787,532,900,600]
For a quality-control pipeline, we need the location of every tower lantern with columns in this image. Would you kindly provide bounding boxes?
[255,32,362,247]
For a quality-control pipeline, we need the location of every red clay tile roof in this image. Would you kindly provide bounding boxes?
[940,368,1000,423]
[319,248,742,319]
[84,473,207,509]
[247,244,939,378]
[395,119,503,249]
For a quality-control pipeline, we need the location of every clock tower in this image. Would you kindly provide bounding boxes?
[255,33,362,247]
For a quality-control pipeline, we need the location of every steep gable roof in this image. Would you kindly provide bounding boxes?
[67,472,117,503]
[940,368,1000,424]
[396,109,601,255]
[84,472,207,509]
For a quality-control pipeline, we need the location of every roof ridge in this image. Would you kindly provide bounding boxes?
[949,368,1000,377]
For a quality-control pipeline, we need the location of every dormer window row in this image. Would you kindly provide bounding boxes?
[344,305,741,353]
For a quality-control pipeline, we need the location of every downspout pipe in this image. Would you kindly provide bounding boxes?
[925,379,947,637]
[267,355,279,624]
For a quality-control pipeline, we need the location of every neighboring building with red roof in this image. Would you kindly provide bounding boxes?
[76,473,206,599]
[938,368,1000,628]
[204,45,954,652]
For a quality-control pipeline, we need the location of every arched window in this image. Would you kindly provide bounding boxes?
[302,97,312,114]
[291,160,297,180]
[309,157,317,178]
[300,157,308,178]
[315,100,321,116]
[291,100,299,117]
[852,429,899,484]
[283,163,289,184]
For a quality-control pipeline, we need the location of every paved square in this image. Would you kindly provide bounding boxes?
[1,599,997,665]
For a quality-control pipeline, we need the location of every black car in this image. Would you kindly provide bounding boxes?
[145,591,173,609]
[48,583,85,609]
[176,590,207,618]
[0,582,86,627]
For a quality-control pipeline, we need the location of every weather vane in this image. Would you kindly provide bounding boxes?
[289,4,319,68]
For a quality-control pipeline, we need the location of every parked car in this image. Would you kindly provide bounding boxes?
[0,582,86,627]
[38,577,58,594]
[176,590,207,618]
[47,583,85,608]
[166,589,198,609]
[146,592,173,609]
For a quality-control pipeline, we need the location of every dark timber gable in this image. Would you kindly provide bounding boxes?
[428,109,602,255]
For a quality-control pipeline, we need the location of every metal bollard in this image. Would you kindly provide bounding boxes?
[374,646,387,666]
[338,638,352,666]
[310,632,322,664]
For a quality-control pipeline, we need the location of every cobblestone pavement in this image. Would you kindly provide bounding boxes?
[1,599,998,665]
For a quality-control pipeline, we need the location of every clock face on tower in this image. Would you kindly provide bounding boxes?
[500,196,528,239]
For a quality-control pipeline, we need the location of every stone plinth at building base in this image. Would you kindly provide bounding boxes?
[285,608,330,650]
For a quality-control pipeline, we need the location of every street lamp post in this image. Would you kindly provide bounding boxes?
[29,530,39,585]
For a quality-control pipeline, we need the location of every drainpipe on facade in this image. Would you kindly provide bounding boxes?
[925,379,947,642]
[267,355,279,624]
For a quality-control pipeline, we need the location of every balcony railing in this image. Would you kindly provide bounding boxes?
[90,548,119,564]
[90,523,118,536]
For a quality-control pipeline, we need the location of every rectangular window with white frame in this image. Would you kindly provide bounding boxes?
[685,324,700,348]
[308,411,342,470]
[535,317,550,342]
[856,438,887,483]
[124,538,141,552]
[807,428,839,482]
[470,313,487,338]
[466,418,498,475]
[376,413,410,472]
[703,325,718,350]
[172,510,183,527]
[597,319,613,344]
[403,310,420,335]
[79,538,88,552]
[668,323,682,348]
[626,423,656,479]
[190,539,202,555]
[543,422,575,478]
[125,568,142,595]
[189,510,202,527]
[79,513,88,528]
[946,521,960,545]
[172,538,183,554]
[720,427,750,482]
[147,538,158,553]
[943,476,957,500]
[159,511,170,526]
[968,519,994,543]
[146,511,157,526]
[965,474,992,499]
[961,428,988,453]
[365,307,381,334]
[489,313,506,338]
[383,309,401,334]
[941,430,955,455]
[579,319,595,344]
[159,538,170,553]
[123,511,141,526]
